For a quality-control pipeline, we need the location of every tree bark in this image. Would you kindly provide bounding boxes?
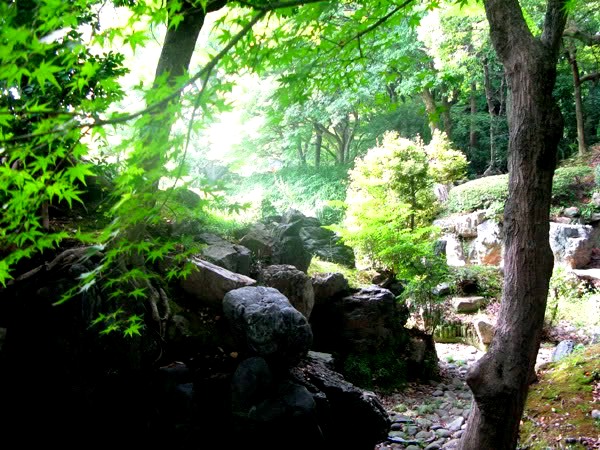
[421,87,440,135]
[469,81,478,153]
[459,1,568,449]
[314,124,322,168]
[483,59,498,173]
[566,45,587,156]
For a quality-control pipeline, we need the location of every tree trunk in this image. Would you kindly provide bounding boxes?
[421,87,440,135]
[459,1,568,449]
[314,125,322,168]
[566,46,587,156]
[142,0,227,173]
[469,81,478,153]
[441,95,453,139]
[483,59,497,173]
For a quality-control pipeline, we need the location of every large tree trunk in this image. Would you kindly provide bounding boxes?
[459,1,568,449]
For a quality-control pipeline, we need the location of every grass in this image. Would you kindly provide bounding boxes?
[307,256,373,289]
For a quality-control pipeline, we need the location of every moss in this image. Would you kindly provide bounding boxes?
[519,344,600,449]
[341,347,408,392]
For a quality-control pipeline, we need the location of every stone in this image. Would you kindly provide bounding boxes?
[180,257,256,308]
[592,409,600,420]
[549,222,597,269]
[447,416,464,432]
[474,319,495,346]
[259,264,315,319]
[223,286,313,366]
[311,272,350,303]
[551,339,576,362]
[452,296,485,313]
[474,219,503,266]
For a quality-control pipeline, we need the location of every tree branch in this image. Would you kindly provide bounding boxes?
[540,0,569,54]
[339,0,414,50]
[580,72,600,83]
[563,26,600,46]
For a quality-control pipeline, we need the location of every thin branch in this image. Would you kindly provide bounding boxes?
[580,72,600,83]
[339,0,414,50]
[564,27,600,46]
[235,0,326,11]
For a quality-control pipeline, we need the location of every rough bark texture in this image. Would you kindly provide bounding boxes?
[459,1,568,449]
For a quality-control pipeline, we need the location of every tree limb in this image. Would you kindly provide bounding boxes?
[564,26,600,46]
[580,72,600,83]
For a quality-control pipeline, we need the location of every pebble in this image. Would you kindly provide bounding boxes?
[376,343,560,450]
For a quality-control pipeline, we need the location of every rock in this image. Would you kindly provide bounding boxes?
[199,233,252,276]
[180,257,256,308]
[551,339,576,362]
[311,272,350,303]
[549,222,597,269]
[473,220,503,266]
[452,296,485,313]
[592,409,600,420]
[474,319,495,346]
[291,352,391,449]
[563,206,580,218]
[223,286,313,367]
[259,264,315,319]
[432,282,451,296]
[442,234,467,267]
[447,416,464,432]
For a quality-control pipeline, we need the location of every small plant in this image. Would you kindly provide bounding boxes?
[417,403,436,415]
[393,404,408,413]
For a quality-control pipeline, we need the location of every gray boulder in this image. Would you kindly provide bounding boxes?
[259,264,315,320]
[551,339,576,362]
[223,286,313,367]
[549,222,597,269]
[179,257,256,308]
[199,233,252,276]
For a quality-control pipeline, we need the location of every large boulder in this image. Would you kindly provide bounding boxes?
[198,233,252,276]
[180,257,256,308]
[230,356,322,449]
[311,272,350,303]
[549,222,598,269]
[223,286,313,367]
[259,264,315,320]
[473,219,503,266]
[290,352,391,450]
[239,209,355,274]
[300,225,355,267]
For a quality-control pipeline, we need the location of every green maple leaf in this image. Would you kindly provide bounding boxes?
[32,60,62,92]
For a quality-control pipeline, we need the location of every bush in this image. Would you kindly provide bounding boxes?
[445,165,594,215]
[445,174,508,215]
[551,166,594,206]
[448,265,503,299]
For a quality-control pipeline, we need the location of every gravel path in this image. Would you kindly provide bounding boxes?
[374,343,555,450]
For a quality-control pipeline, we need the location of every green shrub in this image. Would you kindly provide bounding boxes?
[445,165,594,215]
[445,174,508,215]
[551,166,594,206]
[448,265,503,299]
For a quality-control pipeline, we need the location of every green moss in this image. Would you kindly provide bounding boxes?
[341,347,408,392]
[445,165,594,215]
[519,344,600,449]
